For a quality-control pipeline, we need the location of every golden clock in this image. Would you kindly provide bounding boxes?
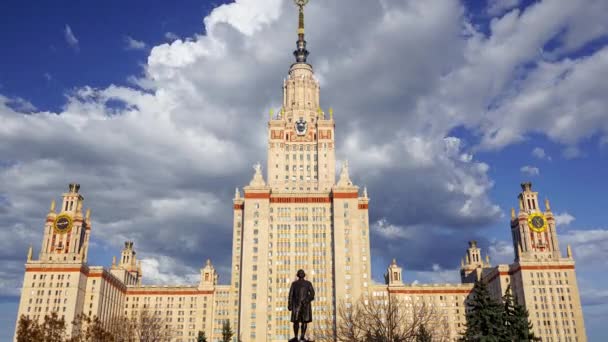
[527,212,547,233]
[53,214,73,234]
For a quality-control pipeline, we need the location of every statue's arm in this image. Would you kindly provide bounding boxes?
[288,284,294,310]
[308,282,315,302]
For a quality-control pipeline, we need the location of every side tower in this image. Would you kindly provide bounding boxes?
[460,240,491,283]
[511,182,561,261]
[39,183,91,263]
[110,241,142,286]
[14,184,92,340]
[484,182,587,341]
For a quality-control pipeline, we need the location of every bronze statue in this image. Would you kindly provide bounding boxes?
[288,269,315,342]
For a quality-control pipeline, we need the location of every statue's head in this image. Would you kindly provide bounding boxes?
[297,269,306,279]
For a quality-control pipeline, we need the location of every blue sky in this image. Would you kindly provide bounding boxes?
[1,0,608,340]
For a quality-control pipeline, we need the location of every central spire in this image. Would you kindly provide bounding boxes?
[293,0,310,63]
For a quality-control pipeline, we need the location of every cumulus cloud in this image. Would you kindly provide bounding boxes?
[563,146,582,159]
[554,212,575,226]
[532,147,551,160]
[124,36,147,50]
[140,256,200,285]
[1,95,37,113]
[1,0,607,302]
[520,165,540,176]
[488,239,514,265]
[64,24,79,50]
[560,229,608,265]
[487,0,521,16]
[164,32,180,41]
[411,264,461,284]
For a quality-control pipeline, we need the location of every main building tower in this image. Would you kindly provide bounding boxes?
[230,1,372,340]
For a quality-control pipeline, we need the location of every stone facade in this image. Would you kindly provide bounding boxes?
[13,4,587,342]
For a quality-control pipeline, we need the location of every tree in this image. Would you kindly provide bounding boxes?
[335,297,449,342]
[416,324,432,342]
[197,330,208,342]
[68,313,115,342]
[41,312,68,342]
[461,279,506,341]
[109,309,174,342]
[502,286,539,342]
[221,320,234,342]
[16,314,43,342]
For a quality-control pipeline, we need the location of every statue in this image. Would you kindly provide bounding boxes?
[288,269,315,342]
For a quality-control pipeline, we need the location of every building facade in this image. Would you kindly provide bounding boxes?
[14,3,586,342]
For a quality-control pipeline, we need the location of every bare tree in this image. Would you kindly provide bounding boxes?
[68,313,115,342]
[335,296,450,342]
[110,310,174,342]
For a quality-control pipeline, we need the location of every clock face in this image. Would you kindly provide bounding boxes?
[527,213,547,233]
[53,214,73,234]
[295,118,307,135]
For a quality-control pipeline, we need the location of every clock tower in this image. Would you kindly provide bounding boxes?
[39,183,91,263]
[511,182,560,261]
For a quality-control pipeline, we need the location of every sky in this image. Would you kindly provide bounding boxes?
[1,0,607,340]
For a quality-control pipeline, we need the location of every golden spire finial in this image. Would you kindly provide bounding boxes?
[295,0,309,34]
[329,107,334,120]
[50,200,56,213]
[269,108,274,120]
[293,0,310,63]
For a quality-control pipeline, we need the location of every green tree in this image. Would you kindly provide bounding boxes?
[16,314,43,342]
[502,285,539,341]
[461,279,506,341]
[415,323,432,342]
[197,330,208,342]
[221,320,234,342]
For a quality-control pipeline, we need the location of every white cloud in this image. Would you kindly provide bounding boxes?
[372,219,412,240]
[411,264,460,284]
[563,146,582,159]
[560,229,608,266]
[488,239,514,265]
[140,256,200,285]
[1,0,607,313]
[164,32,180,41]
[64,24,79,50]
[520,165,540,176]
[554,212,575,226]
[487,0,521,16]
[532,147,551,160]
[124,36,147,50]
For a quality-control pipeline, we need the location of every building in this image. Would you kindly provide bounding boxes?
[13,2,587,342]
[461,182,587,341]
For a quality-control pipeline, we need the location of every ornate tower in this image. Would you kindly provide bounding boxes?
[110,241,142,285]
[460,240,491,283]
[386,259,404,287]
[199,259,218,290]
[511,182,560,261]
[267,0,335,193]
[232,1,372,341]
[39,183,91,263]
